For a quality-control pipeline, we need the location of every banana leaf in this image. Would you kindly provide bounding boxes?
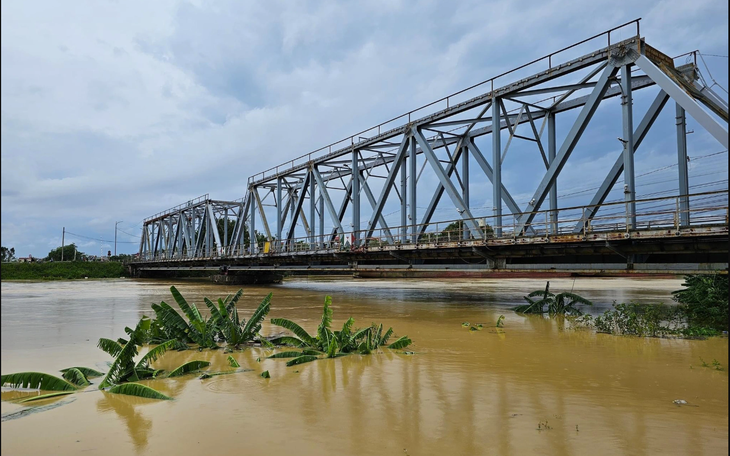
[1,372,77,391]
[170,286,203,323]
[227,356,240,368]
[151,302,191,342]
[270,319,317,346]
[99,317,151,388]
[260,371,270,378]
[326,337,339,358]
[61,368,89,387]
[380,327,394,346]
[16,391,75,403]
[301,349,324,356]
[136,340,176,369]
[225,289,244,316]
[268,336,305,347]
[387,336,412,350]
[285,355,319,367]
[107,383,172,400]
[256,333,275,348]
[97,338,124,358]
[60,367,104,378]
[317,296,334,343]
[241,293,272,340]
[268,351,305,359]
[167,361,211,378]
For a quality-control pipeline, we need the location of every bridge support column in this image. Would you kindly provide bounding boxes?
[621,65,637,229]
[547,111,558,235]
[401,142,408,242]
[352,148,360,246]
[462,144,470,240]
[276,177,283,250]
[310,168,316,247]
[409,135,417,243]
[492,97,502,237]
[249,189,256,254]
[319,188,324,248]
[676,103,690,227]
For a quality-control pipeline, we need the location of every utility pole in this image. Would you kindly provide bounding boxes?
[115,221,123,256]
[61,227,65,261]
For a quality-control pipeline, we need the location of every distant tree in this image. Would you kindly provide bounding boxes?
[109,253,135,263]
[1,246,16,262]
[47,244,84,261]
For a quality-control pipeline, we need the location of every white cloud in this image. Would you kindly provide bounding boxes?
[1,0,727,256]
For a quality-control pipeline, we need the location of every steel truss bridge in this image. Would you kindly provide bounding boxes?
[132,20,729,278]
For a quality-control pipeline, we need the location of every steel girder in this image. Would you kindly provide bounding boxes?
[140,34,729,262]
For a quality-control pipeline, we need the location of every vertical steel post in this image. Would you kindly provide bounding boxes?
[547,111,558,234]
[249,190,256,254]
[276,178,283,250]
[318,191,324,248]
[352,149,360,246]
[621,65,637,229]
[310,168,316,247]
[462,145,470,240]
[223,210,228,255]
[61,227,65,261]
[492,98,502,236]
[400,141,408,242]
[409,135,417,243]
[675,103,690,227]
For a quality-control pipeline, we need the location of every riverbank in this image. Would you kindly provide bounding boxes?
[1,262,127,280]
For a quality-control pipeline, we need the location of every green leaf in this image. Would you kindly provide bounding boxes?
[170,286,203,323]
[167,361,211,378]
[16,391,75,403]
[1,372,77,391]
[326,336,339,358]
[135,340,176,369]
[151,302,191,342]
[60,367,104,378]
[380,327,394,345]
[61,368,89,387]
[268,336,304,347]
[225,289,244,316]
[270,319,317,346]
[227,356,240,368]
[260,370,270,378]
[301,349,324,356]
[286,355,319,367]
[387,336,412,350]
[317,296,334,343]
[268,351,305,359]
[99,316,152,388]
[97,338,123,358]
[107,383,172,400]
[241,293,273,340]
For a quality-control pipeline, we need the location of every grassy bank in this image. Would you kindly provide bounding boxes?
[1,262,127,280]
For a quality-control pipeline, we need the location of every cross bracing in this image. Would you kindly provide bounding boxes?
[138,20,728,266]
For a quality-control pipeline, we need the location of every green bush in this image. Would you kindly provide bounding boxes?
[1,262,126,280]
[672,274,728,332]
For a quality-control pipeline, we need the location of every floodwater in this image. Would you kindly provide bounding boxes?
[1,277,727,456]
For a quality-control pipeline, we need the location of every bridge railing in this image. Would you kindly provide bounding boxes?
[246,19,642,186]
[232,190,727,258]
[137,190,727,262]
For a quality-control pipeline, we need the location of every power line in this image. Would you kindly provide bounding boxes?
[64,231,138,244]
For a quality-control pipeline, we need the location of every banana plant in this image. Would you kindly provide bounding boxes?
[515,281,592,316]
[269,296,412,365]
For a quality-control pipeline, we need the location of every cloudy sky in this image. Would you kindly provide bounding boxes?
[1,0,728,258]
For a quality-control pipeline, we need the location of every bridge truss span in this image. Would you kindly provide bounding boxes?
[136,20,729,274]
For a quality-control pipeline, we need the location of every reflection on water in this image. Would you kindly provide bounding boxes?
[96,393,153,450]
[1,277,728,455]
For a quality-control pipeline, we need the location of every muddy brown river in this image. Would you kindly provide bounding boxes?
[1,277,727,455]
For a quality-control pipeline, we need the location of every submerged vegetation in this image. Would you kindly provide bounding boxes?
[515,282,592,316]
[574,274,727,339]
[518,275,727,340]
[2,286,413,405]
